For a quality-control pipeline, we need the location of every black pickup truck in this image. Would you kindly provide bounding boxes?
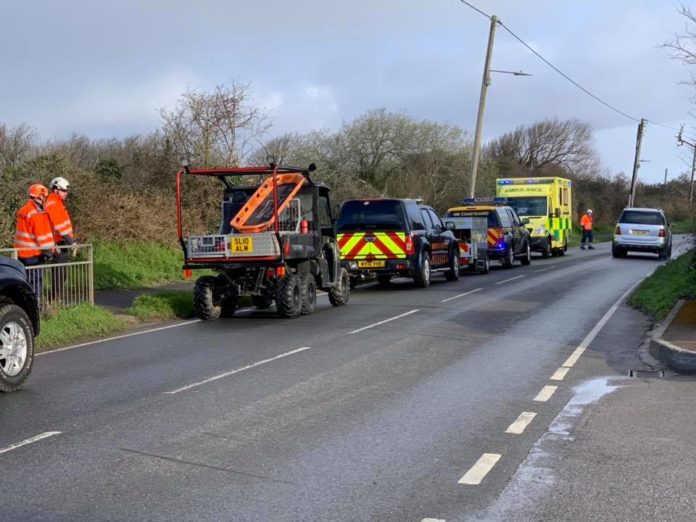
[0,256,39,392]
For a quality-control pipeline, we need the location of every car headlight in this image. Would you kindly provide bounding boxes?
[533,225,546,235]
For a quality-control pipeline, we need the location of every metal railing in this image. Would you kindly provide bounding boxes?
[0,244,94,310]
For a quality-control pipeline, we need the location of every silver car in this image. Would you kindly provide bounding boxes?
[612,207,672,260]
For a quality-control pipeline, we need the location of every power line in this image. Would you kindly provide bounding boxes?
[458,0,688,133]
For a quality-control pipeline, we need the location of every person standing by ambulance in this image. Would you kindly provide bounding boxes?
[580,209,594,250]
[45,177,75,301]
[14,184,56,300]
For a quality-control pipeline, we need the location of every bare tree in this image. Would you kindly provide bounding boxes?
[664,5,696,85]
[0,123,36,173]
[486,118,600,177]
[159,81,271,168]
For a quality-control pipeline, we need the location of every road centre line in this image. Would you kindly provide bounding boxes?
[38,320,201,356]
[165,347,312,394]
[560,281,642,369]
[421,519,445,522]
[533,385,558,402]
[534,266,555,273]
[0,431,61,456]
[439,288,482,303]
[550,366,571,381]
[458,453,501,485]
[348,309,420,334]
[505,412,537,434]
[495,275,526,285]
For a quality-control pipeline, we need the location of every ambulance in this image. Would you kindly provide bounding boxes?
[495,177,572,257]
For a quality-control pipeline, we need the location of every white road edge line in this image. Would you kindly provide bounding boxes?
[534,266,555,273]
[38,320,201,356]
[458,453,501,485]
[348,309,420,334]
[0,431,61,456]
[533,385,558,402]
[550,366,570,381]
[495,275,526,285]
[440,288,482,303]
[505,412,537,434]
[421,519,446,522]
[165,347,312,395]
[561,281,641,369]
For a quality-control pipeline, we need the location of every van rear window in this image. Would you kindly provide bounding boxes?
[336,200,405,231]
[618,211,664,225]
[447,209,500,228]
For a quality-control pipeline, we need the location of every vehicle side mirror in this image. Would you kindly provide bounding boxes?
[521,217,530,225]
[445,221,456,231]
[555,208,561,218]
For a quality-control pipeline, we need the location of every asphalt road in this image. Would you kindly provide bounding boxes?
[0,239,688,521]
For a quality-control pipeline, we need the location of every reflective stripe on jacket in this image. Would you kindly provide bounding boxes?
[45,193,74,243]
[580,214,593,231]
[14,200,56,259]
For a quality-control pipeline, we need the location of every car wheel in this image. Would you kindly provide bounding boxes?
[520,242,531,265]
[445,250,460,281]
[502,246,515,268]
[0,304,35,392]
[414,252,431,288]
[541,238,551,258]
[478,253,490,275]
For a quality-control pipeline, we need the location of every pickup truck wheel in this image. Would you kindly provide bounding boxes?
[194,276,222,321]
[413,253,431,288]
[0,304,35,392]
[445,250,460,281]
[251,295,274,309]
[276,275,302,318]
[329,268,350,306]
[478,253,490,274]
[300,275,317,315]
[502,246,515,268]
[520,242,532,265]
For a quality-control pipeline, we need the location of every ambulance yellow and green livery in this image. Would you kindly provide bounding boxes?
[495,177,572,257]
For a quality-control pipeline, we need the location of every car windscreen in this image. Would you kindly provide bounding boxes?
[336,200,405,231]
[447,209,500,228]
[506,197,547,217]
[618,210,664,226]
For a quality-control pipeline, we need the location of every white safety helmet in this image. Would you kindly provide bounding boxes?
[587,209,593,215]
[50,177,70,191]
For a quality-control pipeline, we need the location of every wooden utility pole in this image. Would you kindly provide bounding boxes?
[664,168,668,185]
[469,15,498,199]
[677,127,696,207]
[628,118,646,207]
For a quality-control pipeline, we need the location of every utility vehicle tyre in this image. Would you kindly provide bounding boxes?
[520,242,532,265]
[252,295,274,309]
[328,268,350,306]
[414,252,431,288]
[445,250,460,281]
[300,275,317,315]
[276,275,302,318]
[215,275,238,318]
[194,276,222,321]
[0,304,34,392]
[377,274,392,287]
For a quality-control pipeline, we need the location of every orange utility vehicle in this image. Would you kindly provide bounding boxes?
[177,159,350,320]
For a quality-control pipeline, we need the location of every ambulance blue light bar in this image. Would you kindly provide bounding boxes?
[460,197,508,205]
[497,178,556,185]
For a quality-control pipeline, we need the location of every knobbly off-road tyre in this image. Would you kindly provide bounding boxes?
[193,276,222,321]
[328,268,350,306]
[300,275,317,315]
[0,304,35,392]
[276,275,302,318]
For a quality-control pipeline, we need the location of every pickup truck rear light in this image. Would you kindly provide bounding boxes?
[658,227,666,237]
[405,234,415,255]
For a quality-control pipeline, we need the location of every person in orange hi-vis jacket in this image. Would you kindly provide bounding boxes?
[14,184,56,300]
[580,209,594,250]
[45,177,75,301]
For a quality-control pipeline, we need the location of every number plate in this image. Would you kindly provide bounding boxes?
[231,236,254,253]
[358,260,385,268]
[631,229,648,236]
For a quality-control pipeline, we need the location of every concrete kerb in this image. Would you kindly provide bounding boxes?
[649,299,696,372]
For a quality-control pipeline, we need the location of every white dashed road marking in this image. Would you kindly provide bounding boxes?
[495,275,525,285]
[440,288,482,303]
[421,519,446,522]
[505,412,537,434]
[458,453,502,485]
[550,366,570,381]
[0,431,61,456]
[534,266,555,273]
[348,309,419,334]
[533,385,558,402]
[165,347,312,394]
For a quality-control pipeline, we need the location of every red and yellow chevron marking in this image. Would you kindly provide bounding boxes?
[459,243,470,255]
[338,232,407,260]
[487,229,502,247]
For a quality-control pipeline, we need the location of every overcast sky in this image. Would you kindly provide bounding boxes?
[1,0,693,184]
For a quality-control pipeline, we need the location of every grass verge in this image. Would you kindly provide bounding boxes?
[37,304,128,351]
[127,291,253,321]
[94,240,184,291]
[567,225,613,247]
[671,218,696,234]
[629,250,696,321]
